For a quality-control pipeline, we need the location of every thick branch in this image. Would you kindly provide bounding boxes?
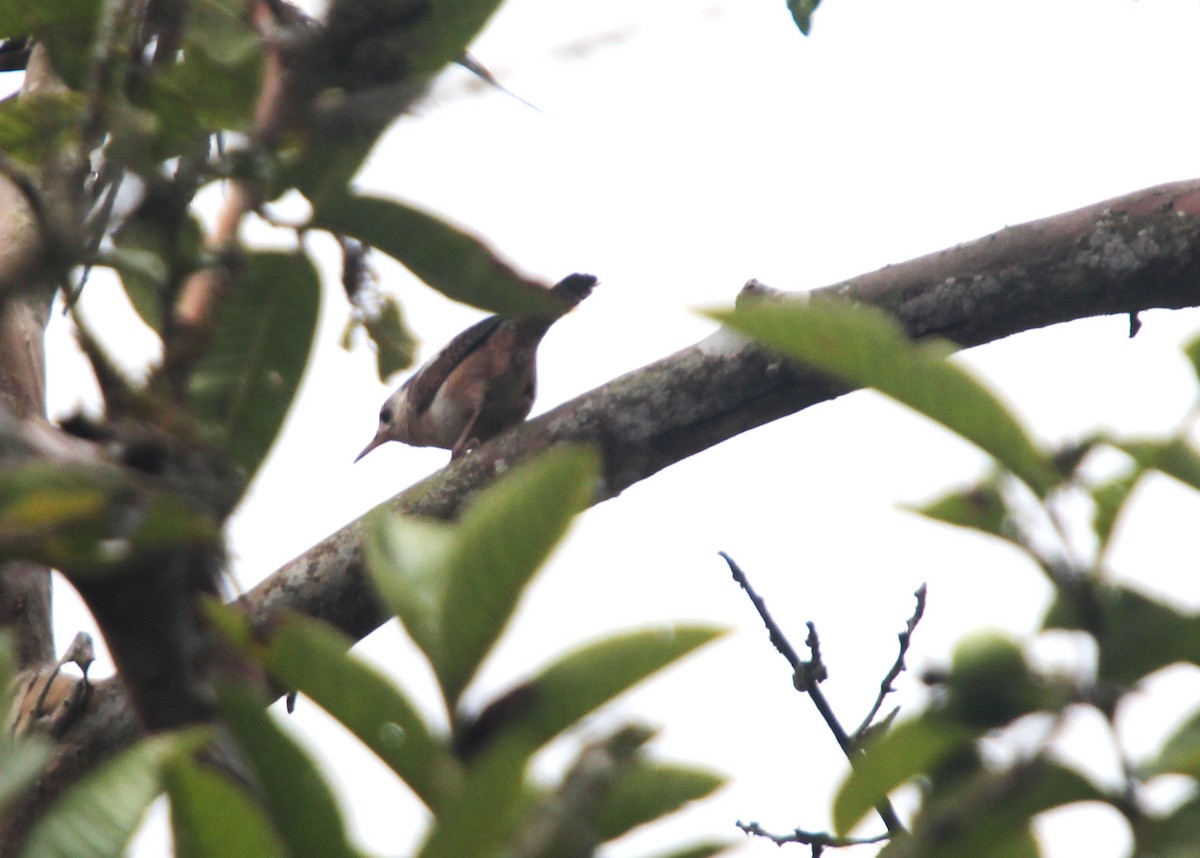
[243,177,1200,640]
[0,45,87,675]
[29,176,1200,815]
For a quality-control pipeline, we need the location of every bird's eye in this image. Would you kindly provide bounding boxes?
[380,406,393,424]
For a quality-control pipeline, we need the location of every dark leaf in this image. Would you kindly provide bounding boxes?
[244,611,454,811]
[324,0,506,82]
[594,761,724,841]
[0,92,84,164]
[897,761,1102,858]
[0,734,51,813]
[1043,583,1200,684]
[19,729,208,858]
[639,846,731,858]
[788,0,820,34]
[909,477,1015,543]
[1133,793,1200,858]
[1119,438,1200,493]
[366,447,598,708]
[475,626,725,759]
[313,195,568,316]
[364,295,417,380]
[1091,466,1142,555]
[188,252,320,494]
[415,734,530,858]
[710,299,1059,496]
[166,757,285,858]
[0,0,99,88]
[141,42,260,160]
[834,716,976,835]
[109,204,203,336]
[1142,705,1200,778]
[1183,333,1200,386]
[0,464,125,574]
[215,682,357,858]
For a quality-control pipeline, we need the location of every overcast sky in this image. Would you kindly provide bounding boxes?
[36,1,1200,855]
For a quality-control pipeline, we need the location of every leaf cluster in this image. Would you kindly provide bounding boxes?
[2,449,728,857]
[0,0,583,521]
[716,296,1200,855]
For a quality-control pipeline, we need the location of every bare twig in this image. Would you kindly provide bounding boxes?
[738,820,890,855]
[852,583,927,746]
[719,552,905,835]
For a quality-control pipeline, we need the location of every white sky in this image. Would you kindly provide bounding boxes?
[33,0,1200,855]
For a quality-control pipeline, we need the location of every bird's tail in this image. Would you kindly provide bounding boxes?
[551,273,598,308]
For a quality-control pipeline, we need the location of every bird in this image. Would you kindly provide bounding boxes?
[356,273,597,462]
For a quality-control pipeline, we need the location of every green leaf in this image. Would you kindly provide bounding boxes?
[710,299,1059,496]
[20,729,209,858]
[909,477,1014,542]
[1143,706,1200,778]
[415,734,530,858]
[0,735,52,812]
[1184,333,1200,386]
[166,757,285,858]
[594,762,724,841]
[903,761,1102,857]
[946,632,1042,729]
[1091,466,1142,554]
[833,716,976,835]
[142,40,260,158]
[215,682,356,858]
[497,725,653,858]
[437,446,597,706]
[1119,438,1200,492]
[1043,583,1200,684]
[0,0,99,88]
[364,512,456,668]
[364,295,417,380]
[186,0,261,68]
[1134,793,1200,858]
[323,0,506,83]
[0,464,126,573]
[249,612,455,810]
[110,203,203,336]
[0,92,85,164]
[313,195,569,316]
[367,447,598,709]
[188,252,319,492]
[788,0,821,34]
[465,626,725,758]
[640,845,731,858]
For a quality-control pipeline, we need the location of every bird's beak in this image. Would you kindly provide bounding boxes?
[354,433,387,463]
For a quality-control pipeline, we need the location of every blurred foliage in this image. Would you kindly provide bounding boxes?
[788,0,822,35]
[0,0,728,855]
[5,449,728,857]
[0,0,572,515]
[722,295,1200,855]
[9,0,1200,856]
[203,447,728,858]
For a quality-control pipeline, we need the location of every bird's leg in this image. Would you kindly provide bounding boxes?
[450,400,486,460]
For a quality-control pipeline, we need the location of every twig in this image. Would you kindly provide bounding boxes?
[738,820,890,856]
[719,552,905,835]
[852,582,927,746]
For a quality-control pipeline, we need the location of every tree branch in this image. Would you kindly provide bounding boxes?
[24,176,1200,821]
[0,44,86,677]
[242,177,1200,639]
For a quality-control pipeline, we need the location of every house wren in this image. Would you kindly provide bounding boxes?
[356,273,597,462]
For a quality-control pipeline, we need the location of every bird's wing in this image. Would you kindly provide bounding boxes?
[404,314,506,415]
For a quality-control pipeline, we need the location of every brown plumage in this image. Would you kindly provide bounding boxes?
[356,273,597,462]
